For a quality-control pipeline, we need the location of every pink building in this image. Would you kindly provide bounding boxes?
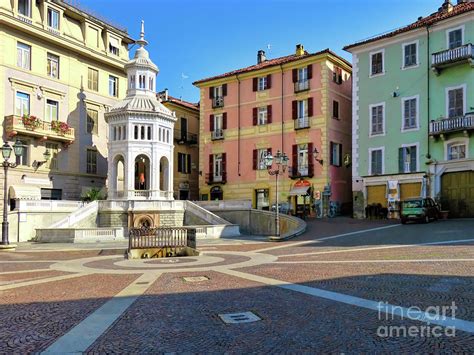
[194,45,352,215]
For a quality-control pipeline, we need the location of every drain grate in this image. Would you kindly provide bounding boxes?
[183,276,210,282]
[219,311,262,324]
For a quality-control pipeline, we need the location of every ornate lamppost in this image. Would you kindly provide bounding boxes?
[264,150,289,237]
[1,139,24,249]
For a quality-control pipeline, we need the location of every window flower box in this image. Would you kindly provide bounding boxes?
[22,114,41,130]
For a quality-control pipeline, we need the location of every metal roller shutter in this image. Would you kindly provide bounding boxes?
[400,183,422,201]
[441,172,474,218]
[367,185,387,207]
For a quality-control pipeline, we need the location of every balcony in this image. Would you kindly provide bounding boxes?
[5,115,75,144]
[294,79,310,93]
[206,172,227,185]
[174,130,198,145]
[294,117,310,130]
[212,96,224,108]
[211,129,224,141]
[429,113,474,139]
[289,165,314,179]
[431,44,474,74]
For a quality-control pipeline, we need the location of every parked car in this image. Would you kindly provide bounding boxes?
[400,197,440,224]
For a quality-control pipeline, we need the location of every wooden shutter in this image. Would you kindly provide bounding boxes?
[187,154,191,174]
[222,84,227,96]
[308,142,314,176]
[267,74,272,89]
[398,147,404,173]
[330,142,334,166]
[307,64,313,79]
[209,87,214,99]
[292,145,298,171]
[253,107,258,126]
[222,153,227,174]
[308,97,313,117]
[223,113,227,129]
[410,146,417,172]
[209,154,213,175]
[292,69,297,83]
[253,149,258,170]
[210,114,214,131]
[178,153,182,173]
[338,144,342,167]
[267,105,272,123]
[252,78,258,92]
[292,101,297,120]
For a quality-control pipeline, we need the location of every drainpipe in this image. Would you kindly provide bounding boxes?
[279,64,284,150]
[237,75,241,176]
[426,25,431,197]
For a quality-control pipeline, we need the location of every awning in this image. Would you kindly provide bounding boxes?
[9,185,41,200]
[288,186,311,196]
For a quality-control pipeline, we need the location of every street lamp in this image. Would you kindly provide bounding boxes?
[264,150,289,237]
[1,139,24,249]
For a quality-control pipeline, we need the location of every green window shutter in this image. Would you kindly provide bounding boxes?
[410,146,417,172]
[371,150,377,175]
[399,147,404,173]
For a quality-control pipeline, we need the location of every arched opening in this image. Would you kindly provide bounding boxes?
[112,155,125,198]
[159,156,169,192]
[147,126,152,140]
[135,154,150,191]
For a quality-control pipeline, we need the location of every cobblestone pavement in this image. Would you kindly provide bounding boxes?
[1,218,474,352]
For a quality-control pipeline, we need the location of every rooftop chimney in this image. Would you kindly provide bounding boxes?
[440,0,454,12]
[295,44,305,56]
[257,50,266,64]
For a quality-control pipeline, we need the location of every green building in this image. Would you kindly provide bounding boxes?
[345,0,474,218]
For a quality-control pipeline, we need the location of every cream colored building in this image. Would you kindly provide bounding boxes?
[0,0,132,206]
[160,90,200,200]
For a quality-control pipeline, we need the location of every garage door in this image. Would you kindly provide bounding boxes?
[400,183,422,201]
[441,172,474,218]
[367,185,387,207]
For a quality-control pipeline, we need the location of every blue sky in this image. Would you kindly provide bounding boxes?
[78,0,441,102]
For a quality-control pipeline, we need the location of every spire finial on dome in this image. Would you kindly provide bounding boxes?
[140,20,145,41]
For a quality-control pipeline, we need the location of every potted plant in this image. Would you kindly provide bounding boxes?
[51,121,70,135]
[22,114,41,130]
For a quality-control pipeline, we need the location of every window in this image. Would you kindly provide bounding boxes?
[86,149,97,174]
[213,154,223,179]
[88,68,98,91]
[402,97,418,130]
[258,107,267,125]
[15,92,30,117]
[178,153,191,174]
[370,148,383,175]
[333,100,339,119]
[447,142,466,161]
[47,53,59,78]
[109,75,118,97]
[447,87,464,118]
[333,67,343,84]
[258,76,267,91]
[370,50,384,76]
[297,100,306,119]
[45,99,58,122]
[403,42,417,68]
[47,8,59,29]
[109,37,120,55]
[298,144,308,175]
[17,42,31,70]
[256,149,269,170]
[330,142,342,167]
[139,75,146,89]
[15,140,28,166]
[86,108,98,135]
[46,143,59,170]
[129,75,135,89]
[18,0,30,17]
[298,67,308,82]
[149,77,154,91]
[398,145,417,173]
[448,28,463,49]
[370,104,384,136]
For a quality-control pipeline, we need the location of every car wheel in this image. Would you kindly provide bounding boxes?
[424,215,430,224]
[401,218,407,225]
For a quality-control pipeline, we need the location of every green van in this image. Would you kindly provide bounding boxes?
[400,197,439,224]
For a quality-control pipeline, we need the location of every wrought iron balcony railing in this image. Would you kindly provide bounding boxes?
[212,96,224,108]
[5,115,75,144]
[429,114,474,136]
[205,172,227,184]
[294,79,310,93]
[289,165,314,179]
[432,43,474,74]
[211,129,224,140]
[294,116,310,130]
[174,130,198,144]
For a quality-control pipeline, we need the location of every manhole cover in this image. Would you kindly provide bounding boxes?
[183,276,209,282]
[219,311,262,324]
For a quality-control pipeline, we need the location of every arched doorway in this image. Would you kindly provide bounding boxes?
[210,186,223,200]
[135,155,150,190]
[159,156,169,191]
[111,155,125,198]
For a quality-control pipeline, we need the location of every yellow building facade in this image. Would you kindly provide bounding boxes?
[0,0,132,204]
[160,90,200,200]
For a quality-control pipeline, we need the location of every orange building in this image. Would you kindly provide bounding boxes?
[194,45,352,214]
